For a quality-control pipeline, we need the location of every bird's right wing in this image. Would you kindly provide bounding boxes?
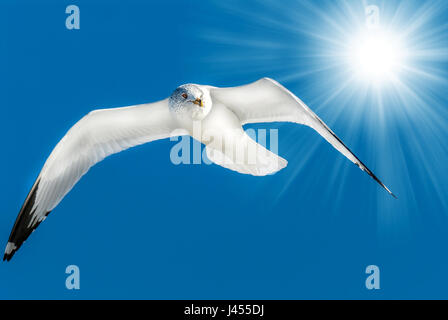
[209,78,395,197]
[4,99,181,261]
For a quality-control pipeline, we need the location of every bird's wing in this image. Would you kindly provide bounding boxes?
[4,99,180,261]
[209,78,395,197]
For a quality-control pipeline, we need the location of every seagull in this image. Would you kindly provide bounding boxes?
[3,77,395,261]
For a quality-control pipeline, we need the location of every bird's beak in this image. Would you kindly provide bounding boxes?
[192,98,204,107]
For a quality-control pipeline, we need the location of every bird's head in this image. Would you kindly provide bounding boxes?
[168,84,212,120]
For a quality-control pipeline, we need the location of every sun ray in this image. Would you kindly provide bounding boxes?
[192,0,448,236]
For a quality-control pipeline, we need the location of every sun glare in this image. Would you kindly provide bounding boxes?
[202,1,448,215]
[348,29,406,82]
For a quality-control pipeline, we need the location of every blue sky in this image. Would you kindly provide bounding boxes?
[1,0,448,299]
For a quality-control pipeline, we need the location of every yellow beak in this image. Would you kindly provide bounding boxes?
[192,98,204,107]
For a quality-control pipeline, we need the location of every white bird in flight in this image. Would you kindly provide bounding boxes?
[4,78,395,261]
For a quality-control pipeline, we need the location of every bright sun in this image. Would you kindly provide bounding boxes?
[348,29,406,82]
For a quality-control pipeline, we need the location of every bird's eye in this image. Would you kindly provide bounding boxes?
[182,93,188,99]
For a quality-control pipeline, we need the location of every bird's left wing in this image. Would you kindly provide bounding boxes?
[209,78,395,197]
[4,99,180,261]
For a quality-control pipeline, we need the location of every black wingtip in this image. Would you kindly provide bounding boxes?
[4,178,44,262]
[3,241,19,262]
[377,179,397,199]
[311,115,396,199]
[3,251,12,262]
[357,163,396,199]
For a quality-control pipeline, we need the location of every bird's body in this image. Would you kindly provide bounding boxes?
[3,78,395,261]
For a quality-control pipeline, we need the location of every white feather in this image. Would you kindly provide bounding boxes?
[28,99,177,228]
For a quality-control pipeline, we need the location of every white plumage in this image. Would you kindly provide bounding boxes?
[4,77,395,261]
